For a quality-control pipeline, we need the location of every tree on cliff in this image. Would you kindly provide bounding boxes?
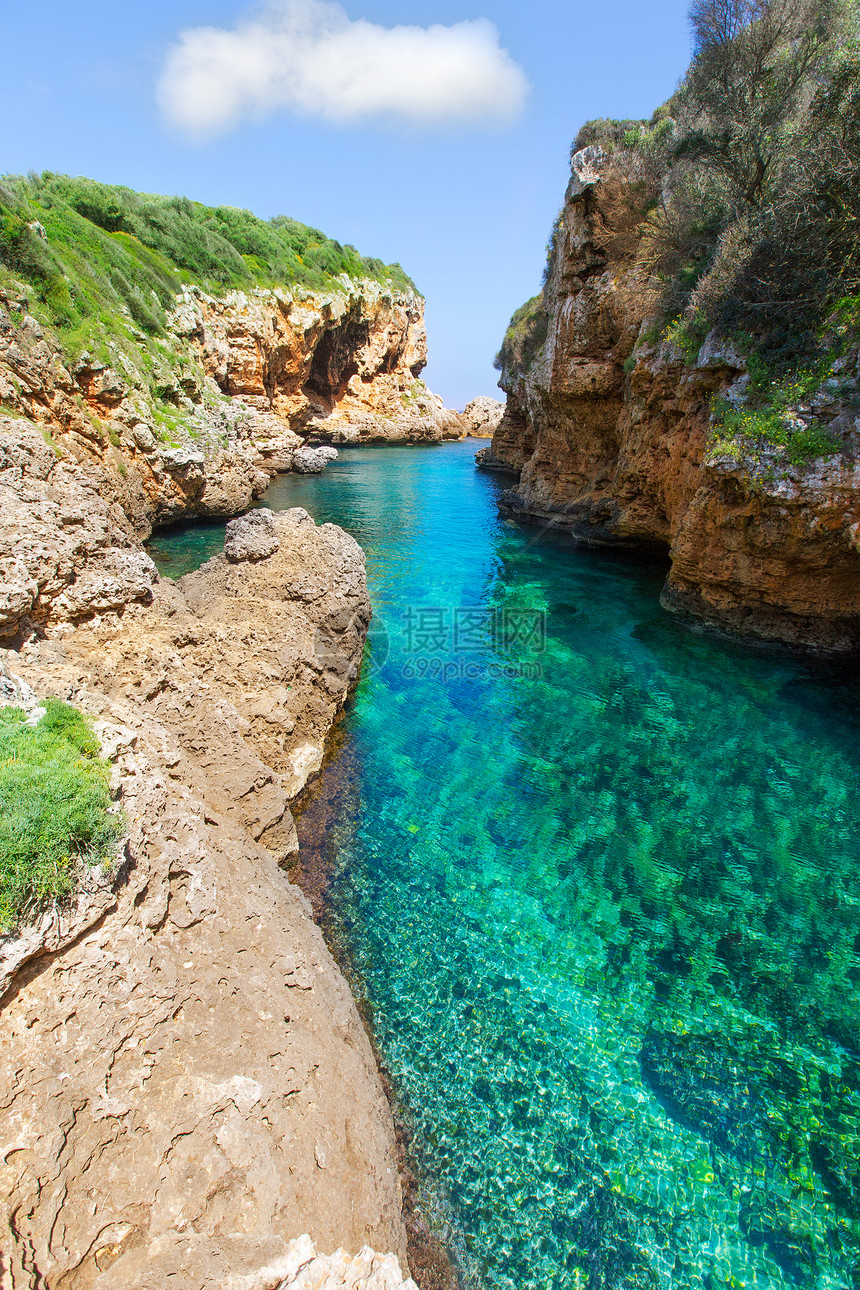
[676,0,836,207]
[523,0,860,377]
[638,0,860,351]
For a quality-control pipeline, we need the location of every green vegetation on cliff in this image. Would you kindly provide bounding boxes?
[0,700,123,931]
[494,295,548,388]
[501,0,860,466]
[648,0,860,352]
[0,172,415,365]
[565,0,860,351]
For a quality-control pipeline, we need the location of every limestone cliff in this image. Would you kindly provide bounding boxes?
[170,281,463,448]
[486,146,860,655]
[0,178,463,1288]
[0,276,461,545]
[0,411,416,1286]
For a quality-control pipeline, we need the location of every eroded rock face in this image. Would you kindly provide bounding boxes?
[0,260,462,1285]
[179,283,451,449]
[0,417,158,642]
[490,148,860,654]
[0,279,464,543]
[0,502,407,1289]
[293,445,339,474]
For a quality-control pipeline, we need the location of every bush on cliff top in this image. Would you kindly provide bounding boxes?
[0,172,415,356]
[0,700,124,933]
[571,118,650,154]
[1,173,414,297]
[499,0,860,465]
[564,0,860,356]
[650,0,860,347]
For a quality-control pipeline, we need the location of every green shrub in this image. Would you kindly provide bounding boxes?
[0,402,28,420]
[571,118,648,155]
[663,311,710,362]
[712,400,839,467]
[5,172,416,300]
[649,0,860,367]
[552,0,860,393]
[0,699,124,931]
[711,368,842,467]
[708,287,860,466]
[494,295,549,388]
[38,426,61,455]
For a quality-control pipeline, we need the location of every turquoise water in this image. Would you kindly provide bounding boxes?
[149,441,860,1290]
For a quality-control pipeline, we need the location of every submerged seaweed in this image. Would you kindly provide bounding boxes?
[153,441,860,1290]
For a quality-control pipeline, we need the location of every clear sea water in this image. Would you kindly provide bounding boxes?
[148,440,860,1290]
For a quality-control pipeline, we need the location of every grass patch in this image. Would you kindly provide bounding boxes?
[571,117,649,154]
[710,297,860,468]
[39,426,62,456]
[399,378,432,410]
[711,396,840,468]
[0,699,124,932]
[0,173,415,339]
[663,312,710,363]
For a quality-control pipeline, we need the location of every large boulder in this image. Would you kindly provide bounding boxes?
[224,508,281,562]
[293,445,339,474]
[462,397,505,437]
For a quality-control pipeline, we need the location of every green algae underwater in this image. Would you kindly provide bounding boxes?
[148,440,860,1290]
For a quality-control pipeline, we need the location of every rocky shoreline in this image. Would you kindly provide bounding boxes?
[0,388,424,1285]
[485,146,860,656]
[0,238,502,1280]
[0,194,489,1288]
[0,276,499,548]
[290,745,461,1290]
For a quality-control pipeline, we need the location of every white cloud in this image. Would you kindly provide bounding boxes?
[157,0,529,137]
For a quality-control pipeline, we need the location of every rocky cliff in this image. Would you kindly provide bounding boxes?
[0,274,463,548]
[0,409,419,1287]
[0,176,474,1288]
[486,145,860,655]
[0,174,476,538]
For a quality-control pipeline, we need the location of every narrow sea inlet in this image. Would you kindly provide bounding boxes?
[149,440,860,1290]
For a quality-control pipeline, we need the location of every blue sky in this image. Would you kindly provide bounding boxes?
[2,0,691,407]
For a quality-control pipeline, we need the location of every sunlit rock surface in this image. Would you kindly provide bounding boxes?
[0,470,414,1286]
[490,146,860,653]
[0,277,464,543]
